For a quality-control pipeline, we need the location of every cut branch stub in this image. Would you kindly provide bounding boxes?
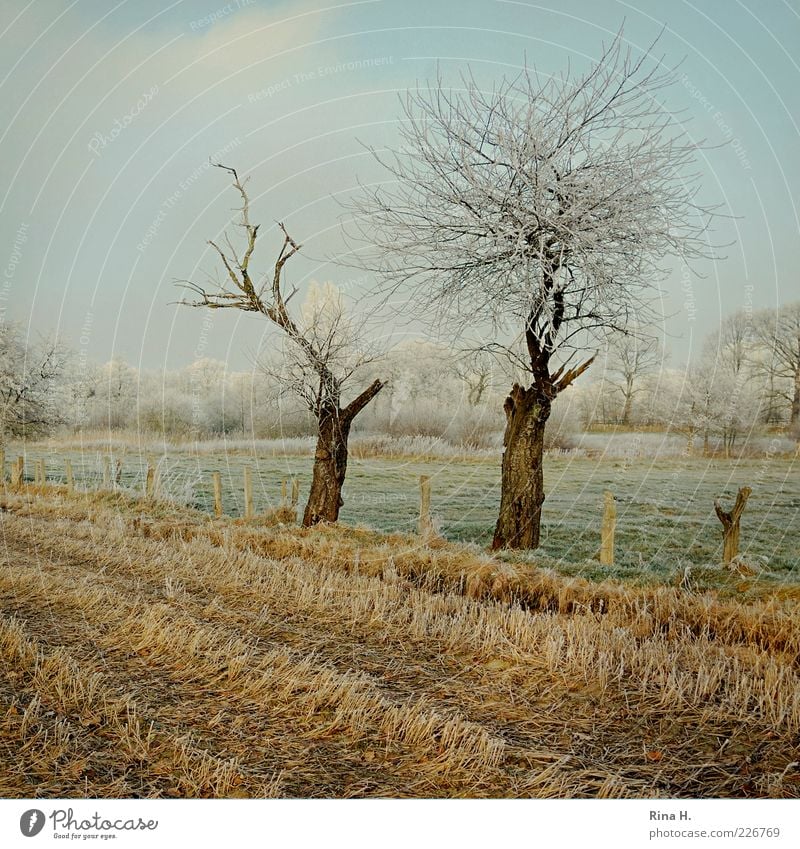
[714,485,752,564]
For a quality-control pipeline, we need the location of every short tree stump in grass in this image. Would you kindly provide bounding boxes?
[714,486,752,564]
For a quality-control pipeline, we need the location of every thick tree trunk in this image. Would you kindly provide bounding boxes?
[301,379,384,527]
[303,407,351,526]
[491,384,551,550]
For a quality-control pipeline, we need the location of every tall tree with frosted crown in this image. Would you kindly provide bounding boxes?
[352,32,718,549]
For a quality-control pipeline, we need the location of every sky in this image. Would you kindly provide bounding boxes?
[0,0,798,373]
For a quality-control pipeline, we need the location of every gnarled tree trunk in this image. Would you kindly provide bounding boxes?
[302,378,384,527]
[303,406,352,526]
[491,384,551,550]
[714,485,751,563]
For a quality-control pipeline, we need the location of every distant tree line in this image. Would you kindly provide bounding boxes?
[1,302,798,453]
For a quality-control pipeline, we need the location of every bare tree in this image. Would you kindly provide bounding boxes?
[453,350,495,406]
[753,302,800,429]
[0,323,67,439]
[601,331,662,425]
[179,165,384,525]
[351,32,717,548]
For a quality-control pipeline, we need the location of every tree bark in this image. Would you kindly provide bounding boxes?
[491,384,551,550]
[302,379,383,527]
[714,485,751,563]
[303,406,351,526]
[791,366,800,426]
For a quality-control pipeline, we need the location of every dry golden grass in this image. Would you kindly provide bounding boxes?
[1,485,799,798]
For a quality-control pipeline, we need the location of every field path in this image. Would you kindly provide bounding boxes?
[1,490,799,798]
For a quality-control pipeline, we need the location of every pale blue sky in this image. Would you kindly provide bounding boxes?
[1,0,798,371]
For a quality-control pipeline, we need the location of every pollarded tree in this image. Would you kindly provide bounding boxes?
[352,33,717,549]
[180,165,384,525]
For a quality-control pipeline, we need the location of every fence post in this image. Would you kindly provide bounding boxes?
[11,457,23,489]
[212,471,223,518]
[145,464,155,500]
[291,478,299,508]
[281,478,287,506]
[115,458,123,486]
[35,459,46,487]
[65,459,74,492]
[243,467,253,519]
[600,490,616,566]
[419,475,433,539]
[102,455,111,489]
[0,448,5,483]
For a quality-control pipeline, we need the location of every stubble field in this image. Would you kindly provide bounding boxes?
[1,477,799,798]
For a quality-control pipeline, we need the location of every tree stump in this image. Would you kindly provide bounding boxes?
[714,486,751,564]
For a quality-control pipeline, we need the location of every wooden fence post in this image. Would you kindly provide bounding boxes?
[102,455,111,488]
[291,478,299,508]
[281,478,288,506]
[243,467,253,519]
[419,475,433,539]
[11,457,23,489]
[35,459,46,487]
[212,471,223,518]
[600,490,616,566]
[145,464,155,500]
[65,459,74,492]
[115,458,123,486]
[714,486,751,564]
